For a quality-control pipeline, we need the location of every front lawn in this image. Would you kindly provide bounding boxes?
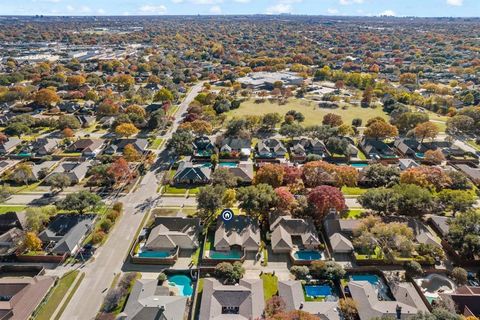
[0,205,27,214]
[467,140,480,151]
[148,137,164,150]
[341,186,368,196]
[34,271,79,320]
[261,273,278,301]
[343,209,365,219]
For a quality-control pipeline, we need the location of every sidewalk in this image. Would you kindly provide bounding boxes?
[50,271,85,320]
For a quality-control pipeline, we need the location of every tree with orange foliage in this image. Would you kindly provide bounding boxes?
[275,187,296,211]
[253,164,285,188]
[364,118,398,140]
[66,75,86,88]
[34,88,60,107]
[107,157,133,187]
[424,149,445,165]
[322,113,343,127]
[62,128,74,138]
[414,122,439,143]
[400,166,451,191]
[115,123,139,137]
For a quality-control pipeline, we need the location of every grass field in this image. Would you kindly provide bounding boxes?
[34,271,79,320]
[261,273,278,301]
[467,140,480,151]
[227,99,389,126]
[148,137,164,150]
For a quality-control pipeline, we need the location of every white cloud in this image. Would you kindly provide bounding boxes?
[446,0,463,6]
[327,8,339,14]
[380,10,396,16]
[266,3,292,14]
[139,4,167,14]
[97,8,105,14]
[210,5,222,14]
[66,5,74,11]
[79,6,91,13]
[339,0,364,5]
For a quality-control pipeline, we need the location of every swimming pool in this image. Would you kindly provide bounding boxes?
[138,251,172,258]
[219,162,239,168]
[209,249,242,259]
[350,274,381,285]
[168,274,193,297]
[305,285,332,297]
[349,274,393,301]
[294,250,323,260]
[350,163,369,168]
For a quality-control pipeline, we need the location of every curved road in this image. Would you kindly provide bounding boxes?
[59,82,204,320]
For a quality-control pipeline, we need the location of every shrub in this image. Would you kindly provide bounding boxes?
[102,287,123,312]
[290,266,310,280]
[405,261,423,277]
[158,272,167,283]
[92,230,106,244]
[100,218,114,233]
[112,202,123,212]
[118,272,137,290]
[107,210,120,221]
[451,267,468,285]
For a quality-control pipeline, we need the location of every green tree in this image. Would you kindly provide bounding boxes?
[262,113,282,131]
[436,189,476,216]
[196,185,225,223]
[447,211,480,259]
[167,131,194,156]
[5,122,31,137]
[46,173,71,193]
[236,184,278,219]
[154,88,174,103]
[211,168,238,188]
[57,115,81,130]
[11,163,34,185]
[57,191,102,214]
[25,205,57,232]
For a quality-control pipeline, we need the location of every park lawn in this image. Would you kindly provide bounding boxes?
[341,186,368,196]
[227,98,389,127]
[431,120,446,133]
[261,273,278,301]
[34,271,80,320]
[0,205,27,214]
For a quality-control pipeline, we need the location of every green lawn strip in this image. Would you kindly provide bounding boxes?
[466,140,480,151]
[148,137,164,150]
[192,278,204,320]
[341,186,368,196]
[343,209,365,219]
[34,271,79,320]
[0,205,27,214]
[53,272,85,320]
[261,273,278,301]
[191,247,201,266]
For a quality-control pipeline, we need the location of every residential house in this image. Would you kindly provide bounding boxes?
[119,279,188,320]
[49,161,92,184]
[0,160,20,176]
[429,215,451,238]
[290,138,329,162]
[144,216,201,253]
[67,139,104,157]
[30,138,59,156]
[278,280,340,320]
[256,139,287,159]
[219,137,252,158]
[199,278,264,320]
[0,212,26,234]
[193,136,215,158]
[398,159,420,171]
[76,115,95,128]
[173,160,211,185]
[440,286,480,317]
[456,164,480,186]
[348,280,429,320]
[394,138,429,159]
[39,214,95,255]
[269,214,321,254]
[324,214,361,255]
[31,161,57,181]
[104,139,148,155]
[360,138,398,161]
[224,162,254,185]
[214,215,260,252]
[0,276,56,320]
[0,138,22,155]
[0,212,26,257]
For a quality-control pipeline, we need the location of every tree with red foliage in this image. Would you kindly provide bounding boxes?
[107,157,132,187]
[275,187,296,211]
[253,164,285,188]
[283,166,302,185]
[307,186,346,220]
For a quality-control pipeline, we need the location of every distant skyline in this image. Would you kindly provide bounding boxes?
[1,0,479,17]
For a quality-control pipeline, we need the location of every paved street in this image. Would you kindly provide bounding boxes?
[59,82,204,320]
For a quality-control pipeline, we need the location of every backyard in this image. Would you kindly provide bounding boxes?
[261,273,278,301]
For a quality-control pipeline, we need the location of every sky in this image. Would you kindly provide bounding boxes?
[1,0,479,17]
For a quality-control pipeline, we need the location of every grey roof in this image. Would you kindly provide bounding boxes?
[329,233,354,252]
[0,137,22,153]
[32,161,57,180]
[123,279,187,320]
[31,138,59,155]
[199,278,264,320]
[269,215,320,251]
[39,214,95,254]
[108,139,149,153]
[145,216,201,251]
[456,164,480,183]
[0,211,27,233]
[173,161,211,183]
[68,139,104,153]
[214,216,260,250]
[220,137,251,151]
[324,217,361,237]
[226,163,254,182]
[430,215,451,237]
[50,161,92,183]
[398,159,420,171]
[257,139,287,155]
[278,280,340,320]
[348,281,425,320]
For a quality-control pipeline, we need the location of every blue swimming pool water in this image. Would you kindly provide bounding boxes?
[416,152,425,158]
[168,274,193,297]
[138,251,171,258]
[294,250,323,260]
[219,162,238,168]
[305,285,332,297]
[209,249,242,259]
[350,274,380,285]
[350,163,368,168]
